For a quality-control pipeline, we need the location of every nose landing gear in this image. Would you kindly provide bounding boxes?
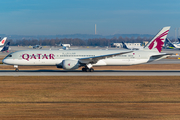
[14,65,19,72]
[15,68,19,72]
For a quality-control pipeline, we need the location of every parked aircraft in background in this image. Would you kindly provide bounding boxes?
[3,26,172,72]
[61,44,71,47]
[33,45,42,49]
[165,38,180,49]
[55,42,71,50]
[0,42,10,52]
[122,41,143,50]
[61,43,71,50]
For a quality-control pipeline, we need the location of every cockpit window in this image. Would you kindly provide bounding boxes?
[7,55,12,57]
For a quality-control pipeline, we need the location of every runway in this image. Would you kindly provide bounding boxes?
[0,70,179,76]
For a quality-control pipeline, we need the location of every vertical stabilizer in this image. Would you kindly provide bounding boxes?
[178,38,180,43]
[0,37,7,46]
[144,26,170,52]
[122,41,129,49]
[1,42,10,52]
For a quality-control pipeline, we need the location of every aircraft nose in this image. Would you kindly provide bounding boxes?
[2,58,8,64]
[2,59,6,64]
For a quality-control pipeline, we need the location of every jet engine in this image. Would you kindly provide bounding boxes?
[62,59,80,70]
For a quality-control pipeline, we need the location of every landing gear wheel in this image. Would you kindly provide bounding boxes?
[82,67,94,72]
[90,68,94,72]
[14,65,19,72]
[82,68,86,72]
[86,68,90,72]
[15,68,19,72]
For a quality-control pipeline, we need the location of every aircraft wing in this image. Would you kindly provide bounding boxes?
[79,51,133,64]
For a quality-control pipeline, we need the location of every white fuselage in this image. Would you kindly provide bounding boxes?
[3,49,165,67]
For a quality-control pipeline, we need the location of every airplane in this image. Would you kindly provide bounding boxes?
[55,42,71,50]
[165,38,180,49]
[33,45,42,49]
[55,42,71,48]
[0,42,10,52]
[60,43,71,50]
[61,43,71,47]
[3,26,172,72]
[122,41,143,50]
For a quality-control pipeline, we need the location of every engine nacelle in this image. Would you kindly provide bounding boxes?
[62,59,80,70]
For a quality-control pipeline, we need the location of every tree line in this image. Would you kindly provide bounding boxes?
[7,36,153,46]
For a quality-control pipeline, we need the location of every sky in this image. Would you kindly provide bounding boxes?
[0,0,179,37]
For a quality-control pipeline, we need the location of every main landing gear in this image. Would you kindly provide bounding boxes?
[82,64,94,72]
[82,67,94,72]
[14,65,19,72]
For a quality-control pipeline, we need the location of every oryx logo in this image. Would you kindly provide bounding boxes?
[148,30,169,52]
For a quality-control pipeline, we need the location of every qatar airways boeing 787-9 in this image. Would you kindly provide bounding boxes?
[3,26,172,72]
